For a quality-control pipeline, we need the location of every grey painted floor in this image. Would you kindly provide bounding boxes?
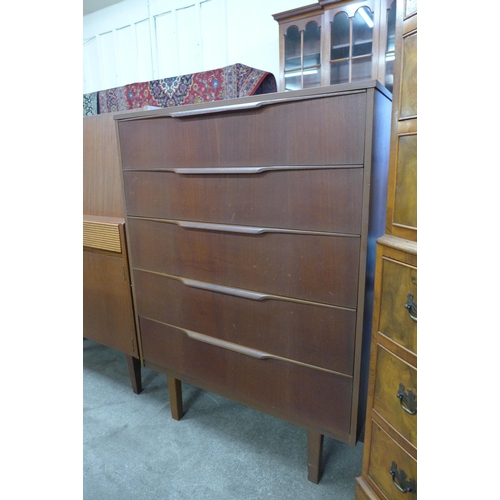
[84,339,364,500]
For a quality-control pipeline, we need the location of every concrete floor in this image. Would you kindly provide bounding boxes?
[83,339,364,499]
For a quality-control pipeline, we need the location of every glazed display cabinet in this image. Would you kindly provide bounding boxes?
[273,0,397,92]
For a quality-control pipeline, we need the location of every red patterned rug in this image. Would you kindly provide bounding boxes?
[95,63,276,114]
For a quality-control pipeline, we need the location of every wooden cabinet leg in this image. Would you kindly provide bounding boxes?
[126,355,142,394]
[167,376,184,420]
[307,429,324,484]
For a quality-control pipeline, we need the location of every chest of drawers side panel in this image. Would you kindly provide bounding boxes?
[352,87,392,441]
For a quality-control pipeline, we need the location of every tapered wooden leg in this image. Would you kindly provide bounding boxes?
[167,376,184,420]
[307,430,324,484]
[126,355,142,394]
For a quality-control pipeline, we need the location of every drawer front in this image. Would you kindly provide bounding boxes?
[373,344,417,447]
[128,218,360,308]
[123,167,364,234]
[140,317,354,438]
[378,256,417,354]
[368,421,417,499]
[118,92,367,169]
[134,269,357,375]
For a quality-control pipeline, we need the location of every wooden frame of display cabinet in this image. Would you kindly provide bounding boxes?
[273,0,397,92]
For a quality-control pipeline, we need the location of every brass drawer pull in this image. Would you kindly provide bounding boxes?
[389,462,416,494]
[397,383,417,415]
[405,293,417,322]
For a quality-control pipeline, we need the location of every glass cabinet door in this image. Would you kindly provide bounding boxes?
[284,25,302,91]
[383,0,397,92]
[352,7,374,81]
[284,20,321,91]
[330,12,350,84]
[329,5,374,85]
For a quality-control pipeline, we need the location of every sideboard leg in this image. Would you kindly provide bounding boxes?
[307,429,324,484]
[167,376,184,420]
[126,355,142,394]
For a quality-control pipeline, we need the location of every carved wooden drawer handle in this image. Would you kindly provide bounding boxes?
[170,100,265,117]
[175,220,342,237]
[172,165,357,175]
[397,383,417,415]
[178,326,345,376]
[169,90,362,118]
[185,329,270,360]
[177,220,266,234]
[390,461,416,494]
[181,278,270,301]
[405,293,417,322]
[174,167,267,175]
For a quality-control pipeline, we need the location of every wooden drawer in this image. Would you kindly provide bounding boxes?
[123,167,364,234]
[118,92,367,169]
[127,218,360,308]
[378,256,417,354]
[373,344,417,447]
[367,421,417,499]
[133,269,357,375]
[139,316,354,439]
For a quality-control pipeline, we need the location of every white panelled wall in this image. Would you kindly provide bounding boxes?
[83,0,307,94]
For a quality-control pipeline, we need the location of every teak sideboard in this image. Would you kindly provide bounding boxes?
[114,81,392,482]
[83,111,142,393]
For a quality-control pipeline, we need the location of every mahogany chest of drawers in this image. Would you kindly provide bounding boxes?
[355,0,418,497]
[115,81,392,481]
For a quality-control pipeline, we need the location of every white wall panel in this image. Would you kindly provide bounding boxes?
[176,4,200,75]
[154,11,177,79]
[99,31,118,89]
[135,19,154,81]
[83,0,309,94]
[83,37,99,92]
[115,25,135,86]
[200,0,227,70]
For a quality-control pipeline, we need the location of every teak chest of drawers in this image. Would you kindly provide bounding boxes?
[115,81,392,482]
